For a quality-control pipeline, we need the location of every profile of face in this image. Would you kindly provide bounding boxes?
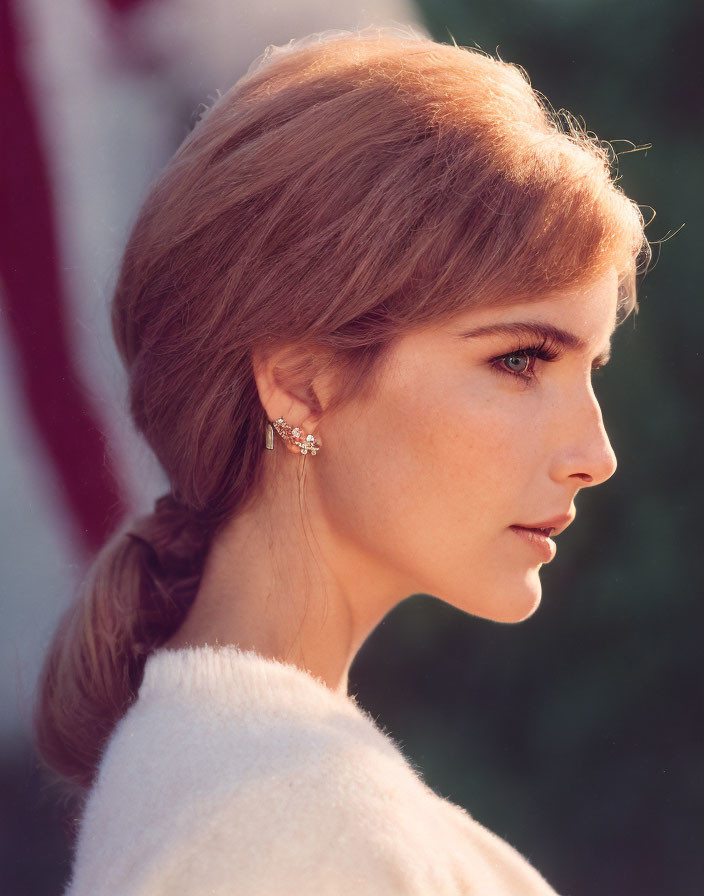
[307,268,620,625]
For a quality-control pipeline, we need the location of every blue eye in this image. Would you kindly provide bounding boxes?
[500,353,532,375]
[491,337,562,381]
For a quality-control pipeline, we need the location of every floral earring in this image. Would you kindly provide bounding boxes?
[265,417,322,455]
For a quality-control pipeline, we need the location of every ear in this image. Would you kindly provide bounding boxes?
[251,343,334,456]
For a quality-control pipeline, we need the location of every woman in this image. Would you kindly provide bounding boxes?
[35,25,650,895]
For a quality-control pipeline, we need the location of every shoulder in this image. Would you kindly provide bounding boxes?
[65,648,560,895]
[68,696,429,895]
[152,724,559,896]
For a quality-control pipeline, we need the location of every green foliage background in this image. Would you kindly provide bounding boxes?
[352,2,704,894]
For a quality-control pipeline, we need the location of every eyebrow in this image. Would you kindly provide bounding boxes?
[456,321,612,366]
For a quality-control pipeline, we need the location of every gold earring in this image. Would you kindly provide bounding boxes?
[265,417,322,455]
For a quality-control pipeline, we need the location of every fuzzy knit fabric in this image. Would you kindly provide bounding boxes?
[64,644,560,895]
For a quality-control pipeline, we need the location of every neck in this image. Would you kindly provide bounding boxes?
[161,449,405,697]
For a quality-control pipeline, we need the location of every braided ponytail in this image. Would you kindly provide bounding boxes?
[34,493,215,792]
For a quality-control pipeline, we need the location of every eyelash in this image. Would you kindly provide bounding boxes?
[491,336,608,382]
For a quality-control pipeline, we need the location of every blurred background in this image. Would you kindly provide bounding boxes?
[1,0,701,893]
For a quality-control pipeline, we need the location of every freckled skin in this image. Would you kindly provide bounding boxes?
[164,269,619,694]
[312,268,618,626]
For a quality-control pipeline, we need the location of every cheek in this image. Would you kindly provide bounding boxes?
[433,400,518,509]
[414,374,534,527]
[312,364,549,621]
[319,364,530,568]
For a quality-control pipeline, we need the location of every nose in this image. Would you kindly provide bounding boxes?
[549,386,618,488]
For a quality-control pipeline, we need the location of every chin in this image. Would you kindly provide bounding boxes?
[500,571,543,622]
[432,566,543,624]
[497,595,542,624]
[468,571,543,624]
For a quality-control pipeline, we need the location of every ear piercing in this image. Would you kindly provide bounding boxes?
[265,417,322,455]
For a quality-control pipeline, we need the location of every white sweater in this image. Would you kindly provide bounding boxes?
[65,645,560,895]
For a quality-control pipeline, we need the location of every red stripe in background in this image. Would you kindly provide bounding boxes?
[0,0,128,556]
[101,0,146,12]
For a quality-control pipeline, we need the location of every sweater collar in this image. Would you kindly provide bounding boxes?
[140,643,367,723]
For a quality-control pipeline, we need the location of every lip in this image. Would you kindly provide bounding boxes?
[509,525,557,562]
[511,513,575,538]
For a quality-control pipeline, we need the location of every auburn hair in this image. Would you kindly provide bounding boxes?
[34,24,651,795]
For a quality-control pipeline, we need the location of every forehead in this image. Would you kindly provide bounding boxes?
[379,270,620,381]
[449,269,619,342]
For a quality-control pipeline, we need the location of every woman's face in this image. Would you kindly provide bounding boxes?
[315,268,620,623]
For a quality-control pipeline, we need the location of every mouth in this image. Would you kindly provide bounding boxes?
[509,525,557,562]
[513,525,554,537]
[512,513,574,538]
